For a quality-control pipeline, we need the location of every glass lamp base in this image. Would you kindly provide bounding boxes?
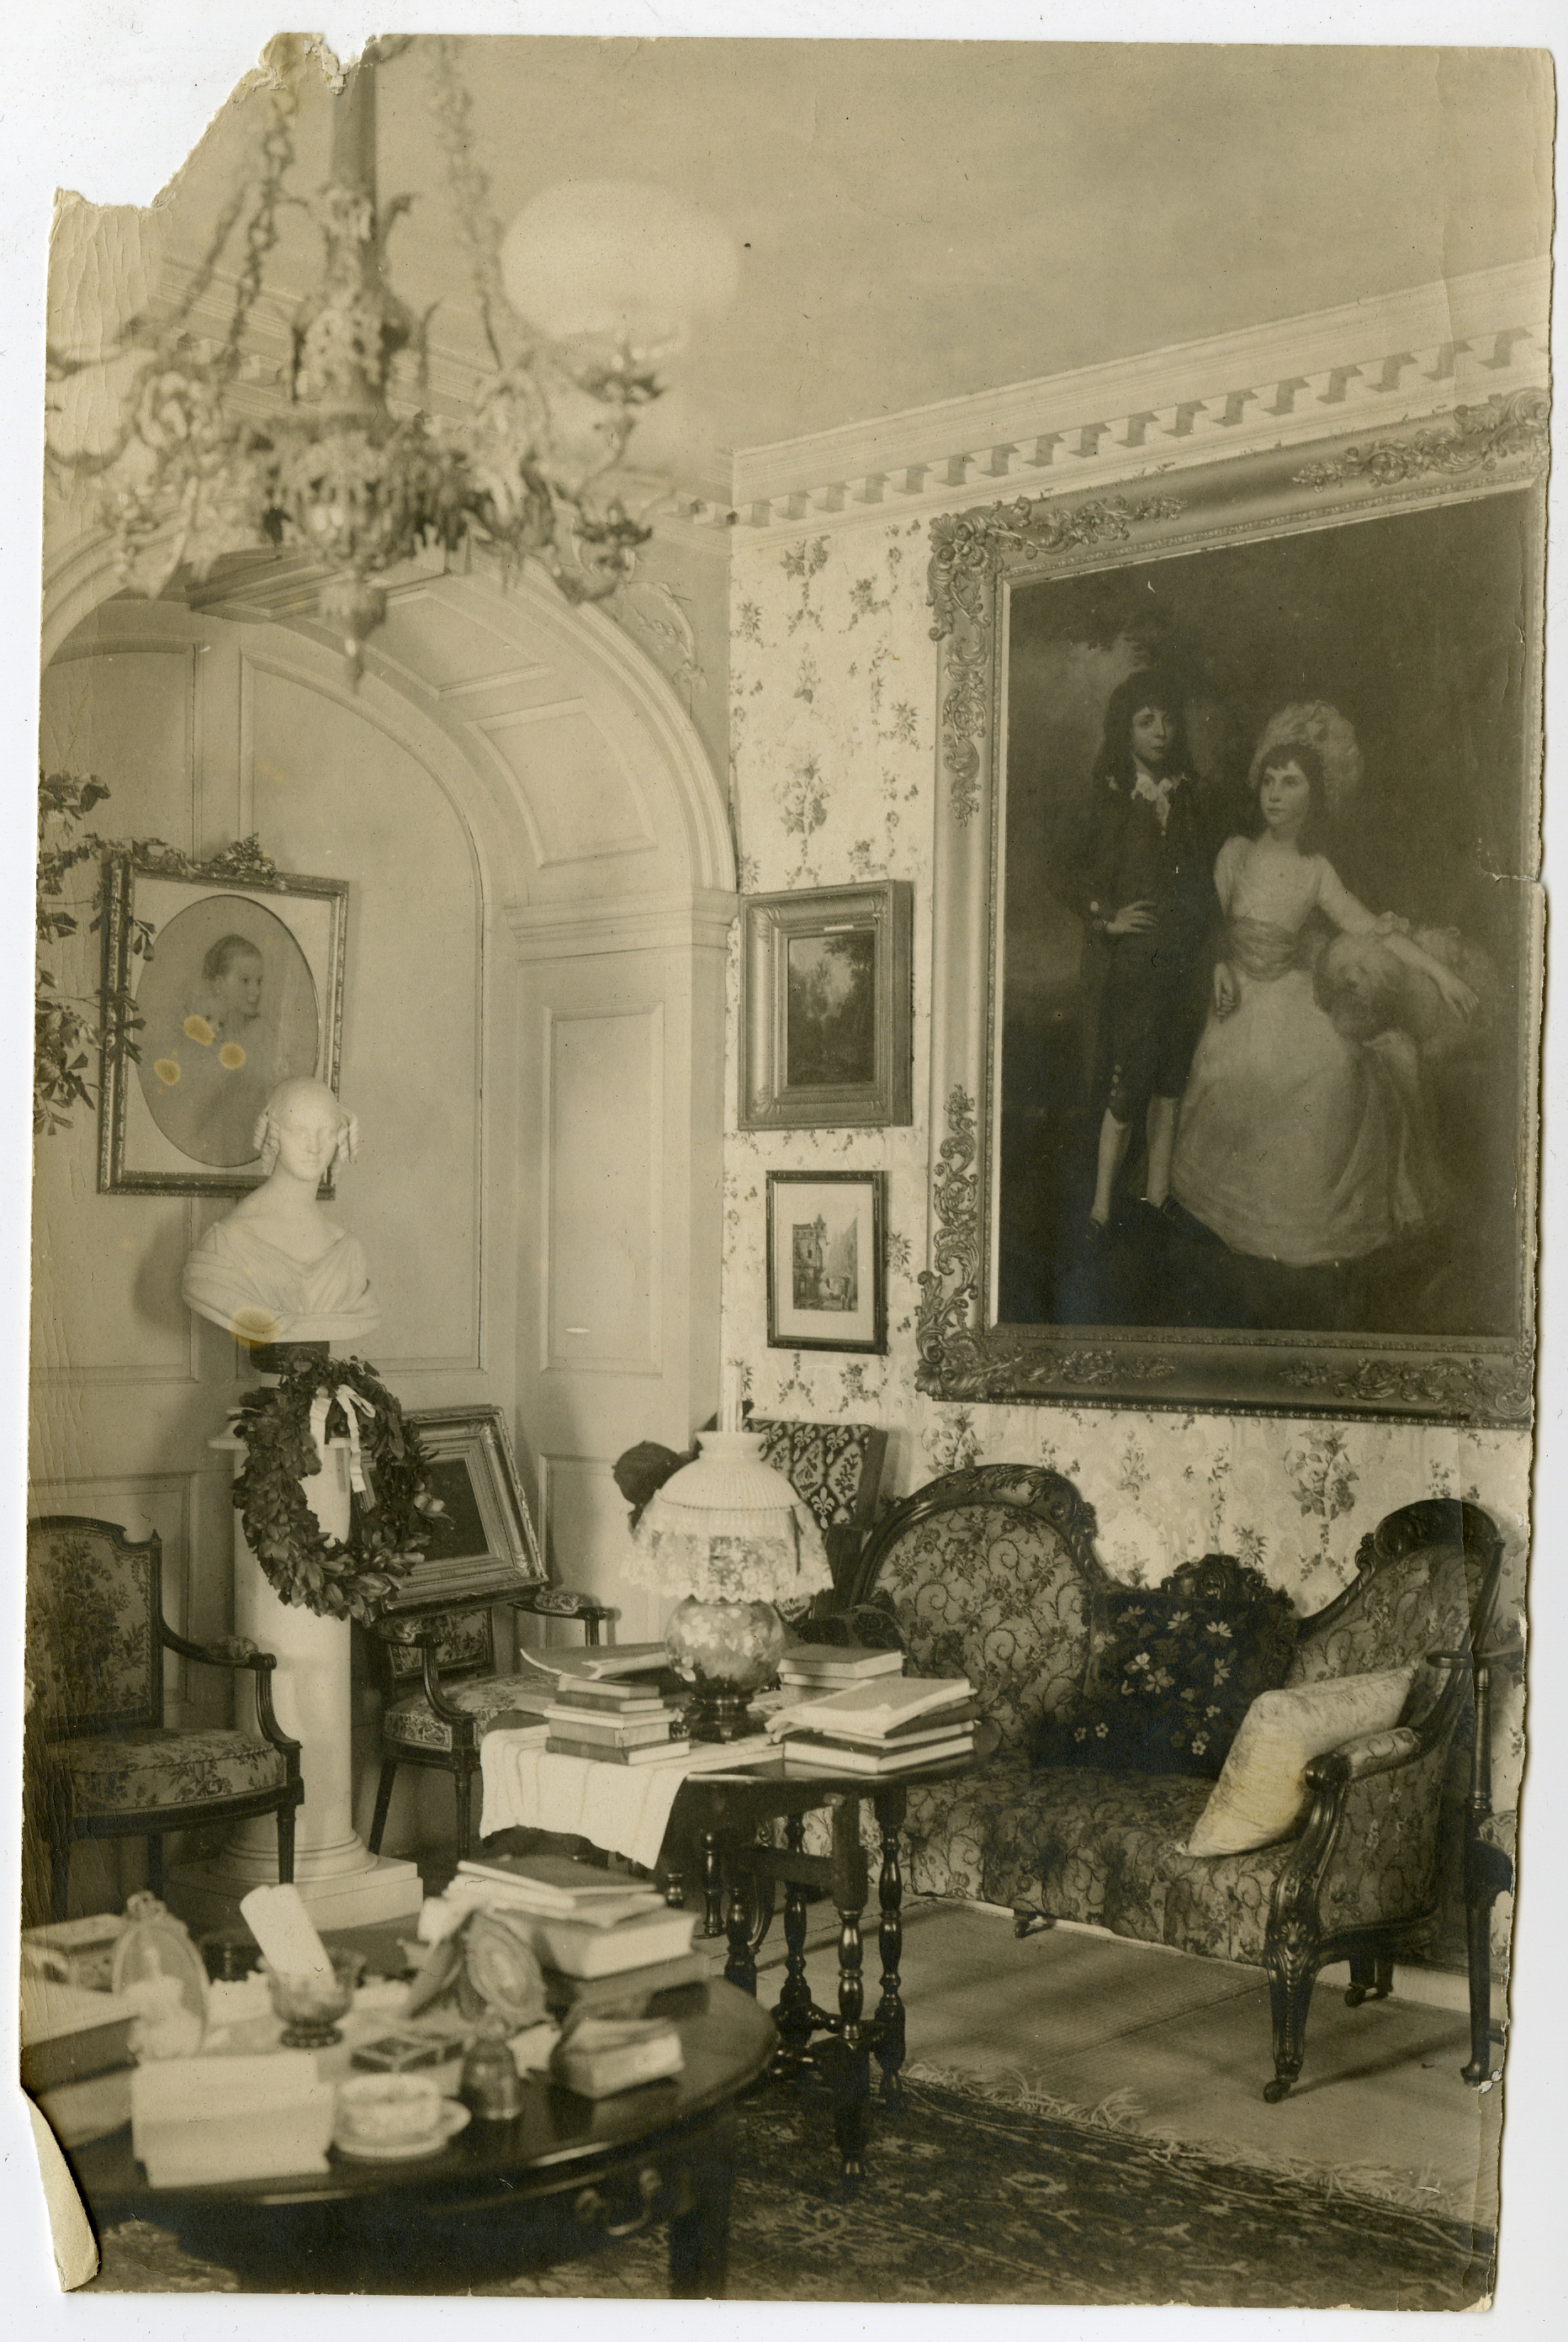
[665,1596,786,1742]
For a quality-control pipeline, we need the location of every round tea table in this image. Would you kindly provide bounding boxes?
[59,1980,774,2297]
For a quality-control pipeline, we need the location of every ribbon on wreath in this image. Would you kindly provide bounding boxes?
[309,1384,379,1511]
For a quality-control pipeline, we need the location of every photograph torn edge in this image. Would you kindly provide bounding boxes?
[23,2096,98,2289]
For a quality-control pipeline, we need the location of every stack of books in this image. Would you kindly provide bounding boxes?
[769,1672,978,1776]
[447,1855,707,2018]
[543,1665,687,1765]
[517,1641,691,1763]
[776,1639,906,1693]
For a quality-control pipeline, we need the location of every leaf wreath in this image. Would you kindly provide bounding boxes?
[230,1354,440,1622]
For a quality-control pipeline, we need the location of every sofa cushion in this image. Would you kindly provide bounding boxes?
[1031,1558,1298,1778]
[59,1728,289,1815]
[1187,1663,1417,1857]
[1026,1769,1301,1963]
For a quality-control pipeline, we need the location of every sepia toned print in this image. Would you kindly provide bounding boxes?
[767,1170,887,1353]
[19,22,1551,2313]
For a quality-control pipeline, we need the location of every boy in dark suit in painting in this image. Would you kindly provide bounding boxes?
[1080,668,1216,1237]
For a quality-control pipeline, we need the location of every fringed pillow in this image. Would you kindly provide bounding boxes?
[1031,1555,1298,1778]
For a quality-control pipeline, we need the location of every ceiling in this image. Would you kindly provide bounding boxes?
[156,37,1551,503]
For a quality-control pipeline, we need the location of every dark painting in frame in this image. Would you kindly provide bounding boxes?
[767,1169,887,1354]
[388,1405,546,1610]
[919,396,1546,1423]
[741,881,913,1128]
[98,850,349,1196]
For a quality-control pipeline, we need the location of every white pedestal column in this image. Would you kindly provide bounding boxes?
[169,1432,421,1931]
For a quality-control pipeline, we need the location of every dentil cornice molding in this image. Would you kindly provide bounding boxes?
[692,257,1552,548]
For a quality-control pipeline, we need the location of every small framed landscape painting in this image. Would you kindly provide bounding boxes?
[740,881,913,1129]
[766,1169,887,1354]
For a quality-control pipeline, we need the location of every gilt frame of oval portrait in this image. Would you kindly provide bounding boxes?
[98,850,349,1196]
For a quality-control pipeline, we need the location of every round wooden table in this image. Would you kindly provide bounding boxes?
[61,1981,775,2297]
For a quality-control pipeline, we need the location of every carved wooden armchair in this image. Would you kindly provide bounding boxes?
[366,1581,617,1862]
[25,1516,302,1920]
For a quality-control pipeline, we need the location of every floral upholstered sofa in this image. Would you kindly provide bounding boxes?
[837,1468,1502,2101]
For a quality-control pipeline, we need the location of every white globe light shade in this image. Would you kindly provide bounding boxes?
[50,198,167,363]
[501,179,739,356]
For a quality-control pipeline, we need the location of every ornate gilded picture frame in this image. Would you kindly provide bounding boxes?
[919,395,1546,1423]
[98,846,349,1197]
[740,881,914,1129]
[388,1406,546,1610]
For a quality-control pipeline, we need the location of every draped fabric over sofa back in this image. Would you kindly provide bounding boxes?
[855,1468,1106,1752]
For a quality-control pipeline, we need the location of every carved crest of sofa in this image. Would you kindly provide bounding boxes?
[841,1468,1502,2101]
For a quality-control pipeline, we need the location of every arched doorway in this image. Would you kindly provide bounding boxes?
[35,536,734,1879]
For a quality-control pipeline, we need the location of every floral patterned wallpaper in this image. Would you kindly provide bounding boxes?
[720,508,1528,1891]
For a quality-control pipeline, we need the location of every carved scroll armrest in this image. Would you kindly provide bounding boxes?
[158,1623,301,1757]
[415,1641,478,1739]
[364,1613,477,1737]
[162,1623,268,1672]
[1305,1724,1424,1788]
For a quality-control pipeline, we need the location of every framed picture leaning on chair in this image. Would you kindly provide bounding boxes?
[365,1407,617,1859]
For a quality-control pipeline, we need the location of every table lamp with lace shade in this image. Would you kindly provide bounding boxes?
[625,1429,833,1741]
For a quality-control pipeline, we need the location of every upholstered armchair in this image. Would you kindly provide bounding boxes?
[25,1516,302,1920]
[366,1583,618,1862]
[840,1473,1503,2101]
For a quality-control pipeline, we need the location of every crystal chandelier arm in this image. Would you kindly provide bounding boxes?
[426,34,519,373]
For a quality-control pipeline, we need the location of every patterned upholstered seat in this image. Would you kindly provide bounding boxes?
[381,1673,559,1754]
[829,1474,1502,2101]
[24,1517,301,1919]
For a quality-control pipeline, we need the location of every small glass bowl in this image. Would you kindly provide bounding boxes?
[263,1949,365,2048]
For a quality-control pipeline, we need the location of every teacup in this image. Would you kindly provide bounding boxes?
[336,2072,443,2148]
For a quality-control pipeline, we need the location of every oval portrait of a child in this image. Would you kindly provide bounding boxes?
[134,897,320,1167]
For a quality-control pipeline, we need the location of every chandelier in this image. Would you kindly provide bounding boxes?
[45,35,734,677]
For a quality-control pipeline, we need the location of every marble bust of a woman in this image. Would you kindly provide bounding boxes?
[181,1077,381,1349]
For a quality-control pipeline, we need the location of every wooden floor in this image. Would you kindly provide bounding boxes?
[729,1894,1503,2230]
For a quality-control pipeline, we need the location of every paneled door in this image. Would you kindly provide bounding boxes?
[511,897,732,1642]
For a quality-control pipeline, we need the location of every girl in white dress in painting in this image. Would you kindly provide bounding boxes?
[1169,707,1477,1267]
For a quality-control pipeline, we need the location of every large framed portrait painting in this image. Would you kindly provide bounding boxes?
[920,397,1546,1423]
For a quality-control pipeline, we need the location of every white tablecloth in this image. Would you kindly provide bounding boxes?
[479,1732,775,1872]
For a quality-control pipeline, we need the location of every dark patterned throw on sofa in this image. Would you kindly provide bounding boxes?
[1032,1555,1297,1778]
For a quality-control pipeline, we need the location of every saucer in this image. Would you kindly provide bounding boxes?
[334,2101,472,2161]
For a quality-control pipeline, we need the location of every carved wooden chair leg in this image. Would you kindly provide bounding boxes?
[1345,1951,1389,2006]
[367,1758,399,1856]
[453,1751,477,1862]
[276,1796,296,1884]
[1263,1950,1318,2102]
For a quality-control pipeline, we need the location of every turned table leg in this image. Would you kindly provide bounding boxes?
[776,1814,814,2062]
[825,1796,872,2195]
[872,1788,908,2102]
[666,2110,737,2299]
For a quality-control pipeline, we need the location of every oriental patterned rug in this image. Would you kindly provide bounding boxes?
[88,2064,1494,2309]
